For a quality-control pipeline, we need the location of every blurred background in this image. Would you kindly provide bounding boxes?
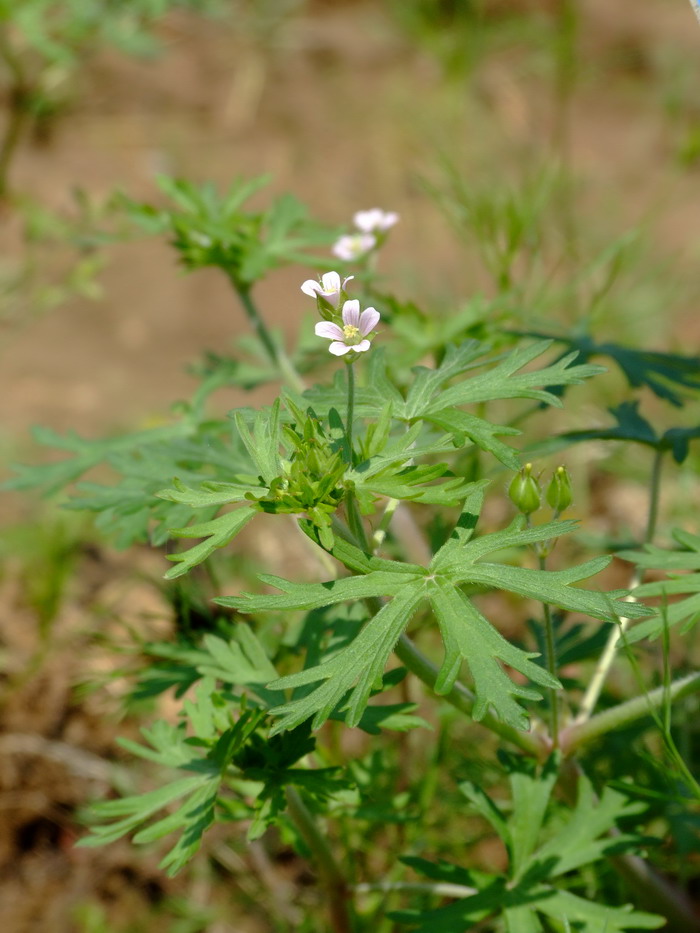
[2,0,699,434]
[1,1,699,931]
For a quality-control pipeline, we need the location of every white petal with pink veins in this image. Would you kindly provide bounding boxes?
[320,271,341,293]
[301,279,321,297]
[359,307,380,335]
[329,342,352,356]
[315,321,344,340]
[342,299,361,327]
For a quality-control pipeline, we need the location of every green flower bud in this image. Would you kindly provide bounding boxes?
[546,465,573,513]
[508,463,541,515]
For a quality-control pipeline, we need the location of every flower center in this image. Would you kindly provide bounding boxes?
[343,324,361,343]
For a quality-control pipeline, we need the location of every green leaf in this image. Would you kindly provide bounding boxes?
[402,340,490,419]
[545,401,700,464]
[157,477,260,508]
[392,758,662,931]
[233,400,283,484]
[507,753,559,877]
[533,888,664,931]
[218,568,421,613]
[79,691,268,876]
[3,422,191,496]
[458,782,511,850]
[343,702,430,734]
[391,340,604,464]
[423,408,522,468]
[531,778,646,879]
[428,580,557,728]
[165,506,256,579]
[431,515,651,625]
[196,627,279,686]
[521,332,700,407]
[266,587,425,733]
[404,341,604,418]
[226,494,649,733]
[619,529,700,643]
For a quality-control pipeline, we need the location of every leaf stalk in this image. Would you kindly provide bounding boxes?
[576,448,664,723]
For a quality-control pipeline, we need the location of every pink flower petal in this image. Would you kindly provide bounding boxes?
[359,307,380,335]
[301,279,321,298]
[320,271,341,293]
[332,238,355,261]
[353,209,380,233]
[342,299,360,327]
[329,341,352,356]
[354,340,371,353]
[315,321,344,340]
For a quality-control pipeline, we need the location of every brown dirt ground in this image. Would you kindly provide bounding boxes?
[1,1,700,931]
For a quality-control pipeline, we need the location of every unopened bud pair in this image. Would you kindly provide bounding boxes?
[509,464,572,516]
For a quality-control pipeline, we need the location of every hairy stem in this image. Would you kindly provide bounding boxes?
[232,281,305,393]
[576,448,664,722]
[561,672,700,756]
[285,787,353,933]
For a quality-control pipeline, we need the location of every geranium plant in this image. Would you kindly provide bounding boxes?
[6,175,700,933]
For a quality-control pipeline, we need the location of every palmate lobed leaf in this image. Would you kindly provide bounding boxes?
[78,698,270,876]
[400,340,605,420]
[222,493,648,733]
[518,331,700,407]
[431,509,652,625]
[428,580,556,728]
[263,588,425,735]
[303,339,604,467]
[391,758,662,932]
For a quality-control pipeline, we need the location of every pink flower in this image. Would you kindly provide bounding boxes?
[300,271,353,307]
[353,208,399,233]
[314,299,380,356]
[332,233,376,262]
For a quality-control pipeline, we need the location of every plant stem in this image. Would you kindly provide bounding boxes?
[232,281,305,393]
[285,786,353,933]
[345,362,355,463]
[353,880,477,898]
[394,634,548,758]
[612,853,699,933]
[576,448,665,723]
[560,672,700,756]
[344,362,367,545]
[371,496,400,550]
[538,553,560,747]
